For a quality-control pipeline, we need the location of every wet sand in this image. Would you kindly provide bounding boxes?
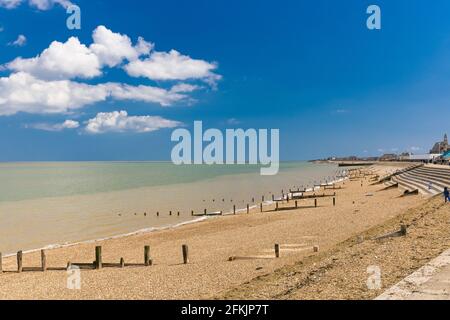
[0,164,424,300]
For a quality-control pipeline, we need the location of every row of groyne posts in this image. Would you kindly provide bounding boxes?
[0,170,348,274]
[0,242,322,274]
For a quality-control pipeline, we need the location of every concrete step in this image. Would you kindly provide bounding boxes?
[400,172,447,193]
[393,176,434,195]
[401,172,449,191]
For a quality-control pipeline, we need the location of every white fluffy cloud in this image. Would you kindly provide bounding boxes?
[125,50,221,85]
[0,25,220,119]
[85,110,181,134]
[0,0,72,9]
[0,72,193,115]
[90,26,153,68]
[0,72,108,115]
[6,26,151,79]
[4,26,220,85]
[7,37,101,79]
[30,119,80,131]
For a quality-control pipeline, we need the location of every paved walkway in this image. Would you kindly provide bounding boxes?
[377,249,450,300]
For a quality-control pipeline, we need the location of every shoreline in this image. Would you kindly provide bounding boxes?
[0,173,346,258]
[0,162,342,255]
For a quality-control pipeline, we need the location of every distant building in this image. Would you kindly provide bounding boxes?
[430,134,449,154]
[379,153,398,161]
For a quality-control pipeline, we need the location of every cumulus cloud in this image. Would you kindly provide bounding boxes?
[0,72,192,115]
[0,0,72,10]
[0,25,220,118]
[5,26,151,79]
[7,37,101,79]
[125,50,221,85]
[0,72,108,115]
[9,34,27,47]
[30,119,79,131]
[85,110,181,134]
[90,26,153,68]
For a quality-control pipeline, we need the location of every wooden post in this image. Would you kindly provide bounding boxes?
[95,246,102,269]
[157,212,159,217]
[233,205,236,215]
[144,246,152,266]
[276,202,279,211]
[120,258,125,268]
[177,211,180,216]
[204,209,207,215]
[41,250,47,272]
[170,211,172,216]
[17,251,23,273]
[295,200,298,208]
[315,199,318,208]
[247,204,249,214]
[260,203,263,213]
[182,245,189,264]
[333,198,336,207]
[191,210,194,216]
[272,194,275,201]
[401,225,408,236]
[275,244,280,258]
[262,195,265,202]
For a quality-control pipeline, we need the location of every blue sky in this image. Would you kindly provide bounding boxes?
[0,0,449,161]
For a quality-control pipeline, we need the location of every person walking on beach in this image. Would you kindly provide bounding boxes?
[444,187,450,203]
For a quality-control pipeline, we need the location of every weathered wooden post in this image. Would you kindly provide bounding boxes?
[276,202,279,211]
[262,195,265,202]
[247,204,250,214]
[170,211,172,216]
[120,258,125,268]
[157,212,160,217]
[177,211,180,216]
[182,245,189,264]
[260,203,263,213]
[191,210,194,216]
[41,250,47,272]
[315,199,318,208]
[204,209,207,215]
[272,194,275,201]
[144,246,152,266]
[333,198,336,207]
[95,246,102,269]
[233,205,236,215]
[17,251,23,273]
[400,225,408,236]
[295,200,298,208]
[275,244,280,258]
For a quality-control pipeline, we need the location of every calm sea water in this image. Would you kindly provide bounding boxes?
[0,162,339,254]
